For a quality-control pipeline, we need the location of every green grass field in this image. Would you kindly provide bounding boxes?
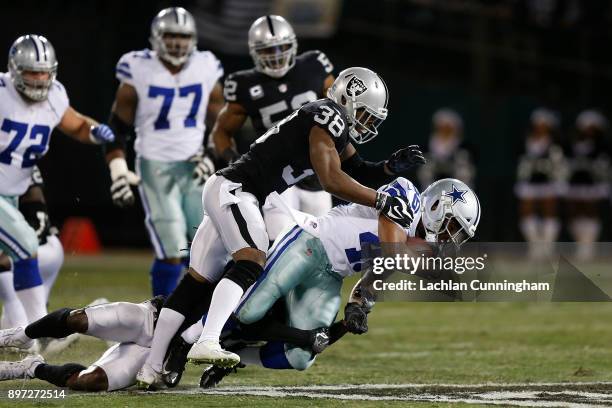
[1,252,612,407]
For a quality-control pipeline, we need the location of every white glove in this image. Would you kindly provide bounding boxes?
[190,151,215,186]
[109,158,140,207]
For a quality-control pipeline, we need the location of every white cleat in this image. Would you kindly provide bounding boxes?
[0,354,45,381]
[187,340,240,368]
[0,327,35,350]
[43,333,80,355]
[135,363,164,390]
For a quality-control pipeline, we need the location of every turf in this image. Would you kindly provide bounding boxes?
[0,252,611,407]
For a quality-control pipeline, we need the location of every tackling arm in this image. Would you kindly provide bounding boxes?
[309,127,378,207]
[340,144,426,189]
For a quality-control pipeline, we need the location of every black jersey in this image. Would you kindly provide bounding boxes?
[223,50,333,136]
[219,99,351,203]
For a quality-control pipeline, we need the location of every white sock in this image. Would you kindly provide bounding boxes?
[0,273,28,327]
[181,319,203,344]
[237,346,263,367]
[199,279,244,343]
[146,308,185,372]
[37,236,64,302]
[541,218,560,242]
[16,285,47,323]
[520,216,540,242]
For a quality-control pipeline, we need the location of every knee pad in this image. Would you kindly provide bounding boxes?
[225,260,263,292]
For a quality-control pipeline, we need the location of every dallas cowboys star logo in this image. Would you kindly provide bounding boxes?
[445,185,467,205]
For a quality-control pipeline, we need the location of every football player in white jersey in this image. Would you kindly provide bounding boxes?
[160,177,480,387]
[105,7,225,297]
[0,34,115,331]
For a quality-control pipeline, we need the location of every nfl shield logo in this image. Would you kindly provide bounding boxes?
[278,83,288,93]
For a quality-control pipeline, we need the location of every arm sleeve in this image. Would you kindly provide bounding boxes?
[341,151,395,189]
[103,112,133,154]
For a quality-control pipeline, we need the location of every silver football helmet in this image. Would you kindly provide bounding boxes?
[327,67,389,144]
[150,7,197,67]
[248,15,297,78]
[420,178,480,246]
[8,35,58,102]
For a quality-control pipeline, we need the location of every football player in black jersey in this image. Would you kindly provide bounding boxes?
[136,66,425,388]
[212,15,336,241]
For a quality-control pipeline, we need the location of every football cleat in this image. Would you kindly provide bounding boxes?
[0,354,44,381]
[0,327,35,350]
[187,340,240,368]
[161,337,192,388]
[199,364,240,389]
[136,363,164,391]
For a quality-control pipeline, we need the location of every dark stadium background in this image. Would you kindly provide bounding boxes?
[1,0,611,248]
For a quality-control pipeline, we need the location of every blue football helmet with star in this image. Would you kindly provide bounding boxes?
[420,178,481,246]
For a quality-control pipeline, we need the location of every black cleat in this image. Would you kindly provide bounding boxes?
[162,337,191,388]
[199,364,239,389]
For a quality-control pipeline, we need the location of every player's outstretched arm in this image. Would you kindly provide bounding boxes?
[106,82,140,207]
[210,102,248,164]
[340,144,426,189]
[309,126,378,207]
[57,107,114,145]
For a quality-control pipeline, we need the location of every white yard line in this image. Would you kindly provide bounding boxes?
[68,382,612,407]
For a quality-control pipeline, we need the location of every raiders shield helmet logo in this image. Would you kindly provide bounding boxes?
[346,76,367,97]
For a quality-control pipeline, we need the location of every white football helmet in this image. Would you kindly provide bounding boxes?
[327,67,388,144]
[420,178,480,246]
[248,15,297,78]
[150,7,197,67]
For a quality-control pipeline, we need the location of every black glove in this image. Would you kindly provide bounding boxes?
[375,191,414,228]
[309,327,330,354]
[386,145,426,174]
[344,302,369,334]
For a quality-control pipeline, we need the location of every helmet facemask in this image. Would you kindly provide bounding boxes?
[424,195,473,247]
[152,31,196,66]
[250,39,297,78]
[349,104,387,144]
[9,61,56,102]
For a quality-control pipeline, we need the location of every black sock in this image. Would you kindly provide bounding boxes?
[25,308,74,339]
[34,363,86,387]
[238,316,312,348]
[166,274,215,324]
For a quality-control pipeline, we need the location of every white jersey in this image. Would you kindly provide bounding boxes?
[116,49,223,162]
[315,177,422,278]
[0,72,69,196]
